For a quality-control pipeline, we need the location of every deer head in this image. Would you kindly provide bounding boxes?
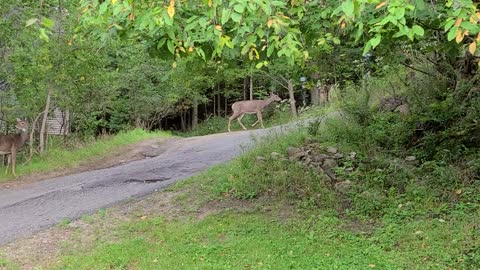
[15,118,29,132]
[269,93,282,102]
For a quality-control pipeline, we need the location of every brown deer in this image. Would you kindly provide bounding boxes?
[228,93,282,132]
[0,118,29,176]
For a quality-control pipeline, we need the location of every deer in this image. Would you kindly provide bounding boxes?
[0,118,29,177]
[228,93,282,132]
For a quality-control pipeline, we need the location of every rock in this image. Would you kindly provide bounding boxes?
[326,147,338,154]
[334,180,352,193]
[255,156,266,164]
[395,104,410,116]
[304,156,312,165]
[333,153,344,159]
[322,159,338,170]
[345,167,354,174]
[405,156,416,162]
[287,147,305,161]
[313,154,330,162]
[270,152,282,159]
[349,152,357,160]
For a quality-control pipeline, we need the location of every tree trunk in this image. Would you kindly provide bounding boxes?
[243,77,247,100]
[224,95,227,117]
[287,79,298,117]
[39,87,52,155]
[249,75,253,100]
[311,82,320,106]
[180,111,186,131]
[192,98,198,129]
[213,94,216,116]
[28,111,43,161]
[217,94,221,116]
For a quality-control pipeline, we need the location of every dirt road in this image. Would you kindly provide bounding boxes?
[0,126,292,245]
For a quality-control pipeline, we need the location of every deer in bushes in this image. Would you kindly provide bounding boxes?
[228,93,282,132]
[0,118,29,176]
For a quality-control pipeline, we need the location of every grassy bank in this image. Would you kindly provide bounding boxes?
[0,119,475,269]
[0,129,171,182]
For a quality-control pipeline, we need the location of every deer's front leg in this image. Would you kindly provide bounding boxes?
[4,154,10,175]
[237,113,247,130]
[11,150,16,177]
[256,110,265,129]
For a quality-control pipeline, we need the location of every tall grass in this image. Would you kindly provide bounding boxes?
[0,129,171,182]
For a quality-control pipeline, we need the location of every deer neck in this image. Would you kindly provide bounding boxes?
[261,97,274,108]
[17,129,28,147]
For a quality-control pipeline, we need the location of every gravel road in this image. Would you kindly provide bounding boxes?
[0,126,295,244]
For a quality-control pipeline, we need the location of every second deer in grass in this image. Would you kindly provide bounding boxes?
[0,118,29,176]
[228,93,282,132]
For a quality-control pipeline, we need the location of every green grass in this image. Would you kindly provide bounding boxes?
[54,211,468,270]
[0,129,171,182]
[38,126,477,270]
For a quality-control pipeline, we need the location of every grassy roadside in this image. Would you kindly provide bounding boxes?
[1,121,476,269]
[0,129,171,182]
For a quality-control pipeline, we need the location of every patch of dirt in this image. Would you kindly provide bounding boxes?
[0,137,175,190]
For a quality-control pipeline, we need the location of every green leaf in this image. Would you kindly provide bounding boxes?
[157,38,167,49]
[412,25,424,37]
[39,28,49,42]
[167,40,174,54]
[363,40,372,55]
[447,26,458,41]
[231,12,242,23]
[444,18,455,32]
[415,0,426,10]
[221,8,230,25]
[233,4,244,13]
[255,62,264,69]
[342,0,354,17]
[196,47,206,60]
[267,44,275,57]
[370,34,381,48]
[99,2,108,14]
[41,17,55,29]
[25,18,38,27]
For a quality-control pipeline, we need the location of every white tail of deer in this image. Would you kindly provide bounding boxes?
[228,93,282,132]
[0,118,29,176]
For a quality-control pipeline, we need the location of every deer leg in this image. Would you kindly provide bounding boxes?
[4,155,10,175]
[228,112,239,132]
[11,150,16,177]
[257,110,265,129]
[237,113,247,130]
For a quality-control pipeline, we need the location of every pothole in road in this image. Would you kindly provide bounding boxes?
[123,177,171,184]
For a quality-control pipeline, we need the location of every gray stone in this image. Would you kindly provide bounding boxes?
[326,147,338,154]
[287,147,305,161]
[322,159,338,170]
[255,156,266,164]
[270,152,282,159]
[334,180,352,193]
[333,153,344,159]
[313,154,330,162]
[405,156,416,162]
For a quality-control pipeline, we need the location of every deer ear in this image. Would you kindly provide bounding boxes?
[16,118,21,122]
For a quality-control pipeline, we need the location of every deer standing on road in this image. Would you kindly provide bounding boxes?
[0,118,29,176]
[228,93,282,132]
